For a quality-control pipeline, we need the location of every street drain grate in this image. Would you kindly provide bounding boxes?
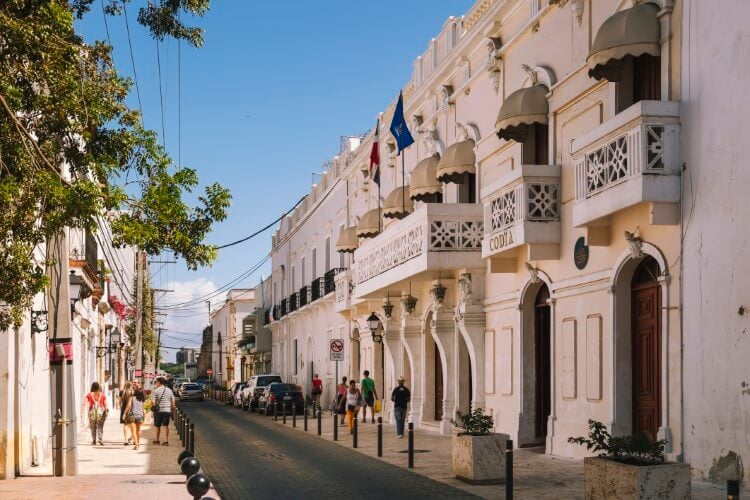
[397,449,431,453]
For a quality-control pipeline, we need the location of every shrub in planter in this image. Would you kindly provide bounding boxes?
[569,420,690,499]
[450,408,509,484]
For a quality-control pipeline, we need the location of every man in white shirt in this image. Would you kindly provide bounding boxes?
[151,377,175,445]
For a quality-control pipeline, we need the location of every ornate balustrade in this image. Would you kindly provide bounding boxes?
[481,164,561,267]
[352,203,483,299]
[334,270,352,313]
[572,100,681,229]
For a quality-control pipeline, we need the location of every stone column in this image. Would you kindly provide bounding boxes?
[400,315,423,428]
[455,271,487,411]
[383,318,401,424]
[431,308,456,435]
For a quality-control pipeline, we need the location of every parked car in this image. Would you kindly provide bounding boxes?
[230,382,246,408]
[240,374,283,410]
[174,381,191,399]
[257,383,304,415]
[178,383,204,402]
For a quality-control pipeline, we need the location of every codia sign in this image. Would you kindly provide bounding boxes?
[483,225,520,257]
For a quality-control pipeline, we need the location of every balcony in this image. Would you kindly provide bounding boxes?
[289,293,298,313]
[310,277,324,302]
[280,299,288,317]
[334,269,352,315]
[324,268,345,296]
[352,203,483,299]
[481,164,561,271]
[263,309,271,326]
[572,100,681,235]
[299,286,309,308]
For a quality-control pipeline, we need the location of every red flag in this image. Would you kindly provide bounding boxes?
[369,119,380,185]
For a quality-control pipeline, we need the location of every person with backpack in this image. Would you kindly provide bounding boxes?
[86,382,108,446]
[124,388,145,450]
[151,376,175,446]
[360,370,378,424]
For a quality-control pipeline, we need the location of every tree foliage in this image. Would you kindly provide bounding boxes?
[0,0,229,329]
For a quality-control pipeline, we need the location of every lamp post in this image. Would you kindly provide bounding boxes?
[68,271,82,315]
[367,312,384,400]
[110,328,120,402]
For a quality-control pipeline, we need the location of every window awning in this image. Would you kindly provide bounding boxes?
[383,185,413,220]
[587,3,661,81]
[436,139,475,184]
[409,154,443,202]
[335,226,359,253]
[356,208,381,239]
[495,84,549,142]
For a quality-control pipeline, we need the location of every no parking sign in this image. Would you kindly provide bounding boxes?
[329,339,344,362]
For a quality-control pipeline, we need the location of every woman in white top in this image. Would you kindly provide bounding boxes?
[338,379,362,434]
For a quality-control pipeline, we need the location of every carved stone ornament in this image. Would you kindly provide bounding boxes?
[455,273,473,320]
[525,262,542,284]
[485,38,502,72]
[438,85,453,114]
[625,228,644,259]
[420,128,440,157]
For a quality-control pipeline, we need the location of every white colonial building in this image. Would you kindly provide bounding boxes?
[265,0,749,485]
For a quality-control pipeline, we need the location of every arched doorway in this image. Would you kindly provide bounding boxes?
[520,281,551,447]
[631,257,661,441]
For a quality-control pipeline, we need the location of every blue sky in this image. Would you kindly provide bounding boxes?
[78,1,474,357]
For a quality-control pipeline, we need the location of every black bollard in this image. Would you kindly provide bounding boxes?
[408,422,414,469]
[353,417,358,448]
[292,403,297,428]
[282,403,287,424]
[184,417,189,447]
[274,402,278,421]
[333,408,338,441]
[188,422,195,454]
[506,439,514,500]
[317,408,322,436]
[304,404,308,432]
[727,479,740,499]
[377,416,382,457]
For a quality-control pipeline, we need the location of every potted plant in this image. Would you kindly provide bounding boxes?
[451,408,510,484]
[569,420,690,499]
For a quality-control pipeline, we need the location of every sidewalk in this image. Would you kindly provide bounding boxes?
[264,406,739,499]
[0,410,220,499]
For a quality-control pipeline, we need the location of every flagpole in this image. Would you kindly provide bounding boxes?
[401,151,405,216]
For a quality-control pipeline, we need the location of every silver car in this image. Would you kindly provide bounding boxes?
[179,383,204,402]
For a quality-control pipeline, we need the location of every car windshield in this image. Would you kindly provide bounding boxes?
[257,376,282,386]
[183,384,200,390]
[270,384,298,392]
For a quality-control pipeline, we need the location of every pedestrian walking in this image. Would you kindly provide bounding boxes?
[311,373,323,410]
[119,381,133,445]
[86,382,108,446]
[151,376,175,446]
[124,388,145,450]
[336,376,348,425]
[338,379,362,434]
[360,370,378,423]
[391,376,411,438]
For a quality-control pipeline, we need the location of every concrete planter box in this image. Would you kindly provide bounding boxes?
[451,433,510,484]
[584,457,691,499]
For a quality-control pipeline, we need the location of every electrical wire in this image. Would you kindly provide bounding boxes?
[214,195,306,250]
[122,1,143,113]
[155,39,166,147]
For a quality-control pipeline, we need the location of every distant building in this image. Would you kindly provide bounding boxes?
[209,289,256,386]
[176,347,197,364]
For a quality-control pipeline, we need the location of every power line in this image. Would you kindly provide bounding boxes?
[215,195,306,250]
[155,39,166,147]
[122,1,143,112]
[99,0,112,45]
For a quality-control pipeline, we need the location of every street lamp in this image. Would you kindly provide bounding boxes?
[367,312,382,343]
[382,292,394,319]
[69,270,82,314]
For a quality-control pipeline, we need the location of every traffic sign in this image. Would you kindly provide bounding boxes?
[329,338,344,362]
[207,369,213,375]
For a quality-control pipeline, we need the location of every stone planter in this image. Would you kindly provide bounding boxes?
[584,456,691,499]
[451,433,510,484]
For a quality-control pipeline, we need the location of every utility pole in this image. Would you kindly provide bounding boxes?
[134,250,144,386]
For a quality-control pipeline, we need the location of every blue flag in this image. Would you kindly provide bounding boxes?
[389,91,414,153]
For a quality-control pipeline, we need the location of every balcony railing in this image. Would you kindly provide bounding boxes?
[352,203,483,298]
[272,305,280,321]
[324,268,345,296]
[572,100,680,227]
[481,164,561,261]
[280,299,288,317]
[334,269,352,313]
[310,277,324,302]
[289,293,298,312]
[299,286,308,308]
[263,309,271,325]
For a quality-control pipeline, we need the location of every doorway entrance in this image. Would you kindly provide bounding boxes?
[434,344,443,421]
[631,257,661,441]
[534,284,551,441]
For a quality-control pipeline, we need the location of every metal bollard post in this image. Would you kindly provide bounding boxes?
[304,403,308,431]
[292,403,297,428]
[506,439,514,500]
[353,417,358,448]
[282,403,287,424]
[377,416,382,457]
[407,422,414,469]
[184,417,189,447]
[727,479,740,500]
[188,422,194,454]
[333,408,338,441]
[274,402,278,421]
[317,408,322,436]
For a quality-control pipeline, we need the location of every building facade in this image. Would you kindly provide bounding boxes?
[208,289,256,387]
[264,0,747,484]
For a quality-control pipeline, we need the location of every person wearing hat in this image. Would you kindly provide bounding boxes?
[391,376,411,438]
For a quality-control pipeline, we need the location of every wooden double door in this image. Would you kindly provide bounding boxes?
[632,258,662,441]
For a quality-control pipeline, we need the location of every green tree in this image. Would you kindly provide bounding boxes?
[0,1,229,329]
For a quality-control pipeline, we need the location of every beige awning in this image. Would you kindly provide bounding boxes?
[587,3,661,81]
[495,84,549,142]
[383,185,413,220]
[335,226,358,253]
[409,155,443,203]
[436,139,475,184]
[356,208,381,239]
